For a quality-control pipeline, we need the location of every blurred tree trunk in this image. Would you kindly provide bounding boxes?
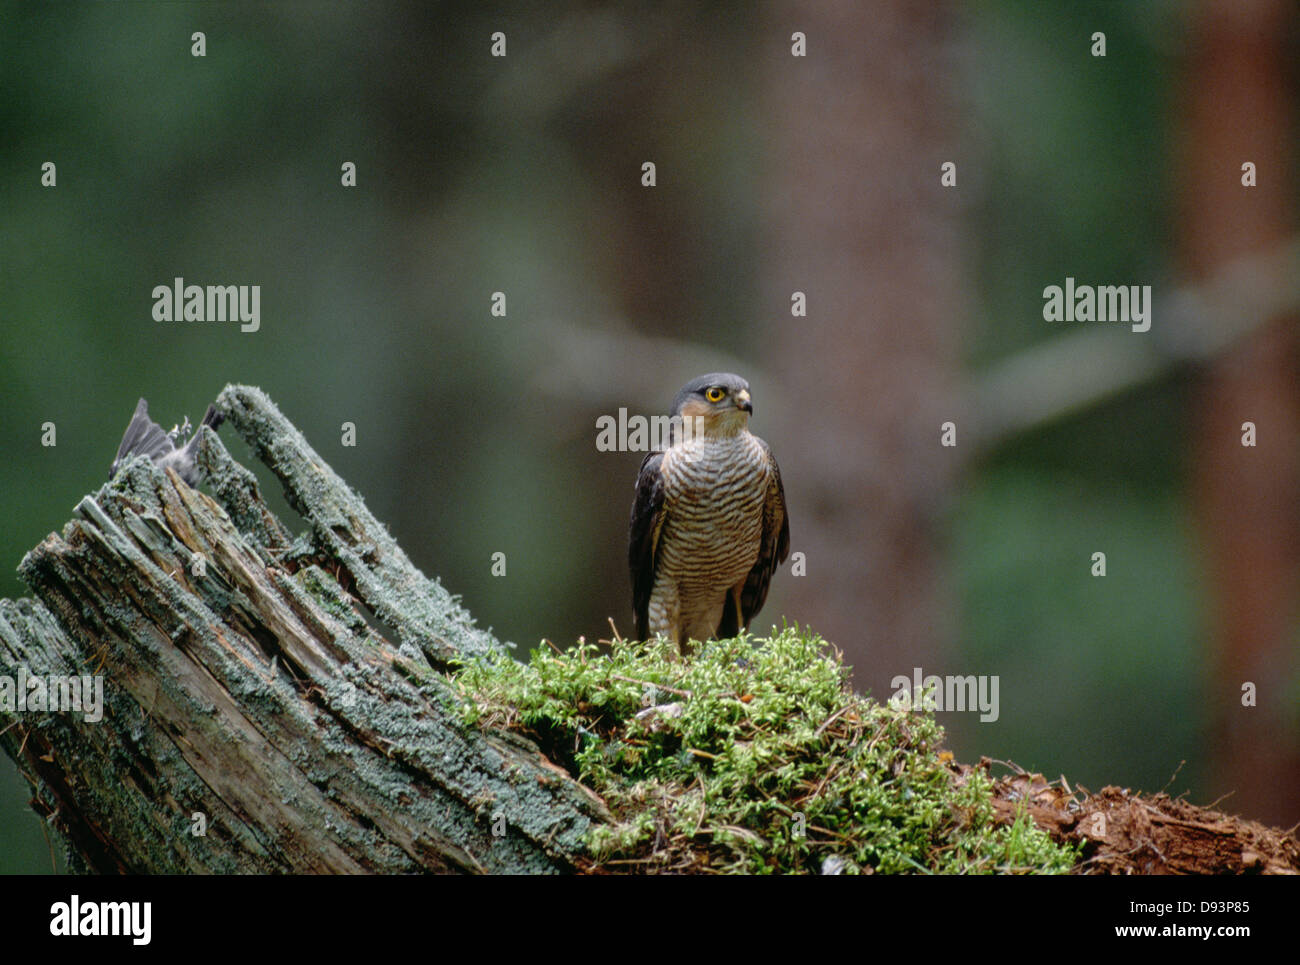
[760,1,961,693]
[1182,0,1300,826]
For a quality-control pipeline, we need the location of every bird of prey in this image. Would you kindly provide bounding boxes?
[109,398,223,486]
[628,373,790,653]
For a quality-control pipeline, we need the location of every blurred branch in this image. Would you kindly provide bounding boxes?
[518,316,774,418]
[971,237,1300,452]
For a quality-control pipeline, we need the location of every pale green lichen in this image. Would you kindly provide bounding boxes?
[451,626,1079,875]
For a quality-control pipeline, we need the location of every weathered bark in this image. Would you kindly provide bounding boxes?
[0,385,607,873]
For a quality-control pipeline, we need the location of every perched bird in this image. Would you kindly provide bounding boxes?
[628,373,790,653]
[109,398,223,486]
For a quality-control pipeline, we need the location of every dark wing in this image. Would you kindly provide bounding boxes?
[628,451,667,640]
[109,398,176,479]
[738,442,790,630]
[111,400,224,485]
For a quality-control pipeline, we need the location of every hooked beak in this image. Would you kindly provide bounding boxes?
[735,389,752,414]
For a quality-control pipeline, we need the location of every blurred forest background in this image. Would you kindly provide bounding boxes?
[2,1,1297,873]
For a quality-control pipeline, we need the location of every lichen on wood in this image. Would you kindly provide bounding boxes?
[0,384,607,873]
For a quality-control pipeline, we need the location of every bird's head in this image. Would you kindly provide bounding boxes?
[672,373,753,439]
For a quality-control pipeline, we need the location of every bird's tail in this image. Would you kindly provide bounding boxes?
[109,398,223,484]
[109,398,174,479]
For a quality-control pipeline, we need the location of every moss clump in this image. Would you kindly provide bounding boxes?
[450,626,1078,874]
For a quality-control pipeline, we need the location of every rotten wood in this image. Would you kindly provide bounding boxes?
[0,384,607,873]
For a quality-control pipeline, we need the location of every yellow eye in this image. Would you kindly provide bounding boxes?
[705,387,726,403]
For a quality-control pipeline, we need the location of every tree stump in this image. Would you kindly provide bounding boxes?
[0,385,607,873]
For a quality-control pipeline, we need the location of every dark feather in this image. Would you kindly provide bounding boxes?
[110,398,174,476]
[717,588,742,640]
[628,450,666,640]
[109,399,223,486]
[739,441,790,630]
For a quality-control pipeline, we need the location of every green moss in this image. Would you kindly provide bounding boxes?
[450,626,1079,875]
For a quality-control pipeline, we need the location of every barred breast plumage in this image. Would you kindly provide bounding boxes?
[647,435,774,644]
[629,373,790,653]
